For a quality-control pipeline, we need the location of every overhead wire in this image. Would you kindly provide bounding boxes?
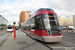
[28,0,37,12]
[28,0,45,15]
[23,0,38,16]
[2,0,11,14]
[2,0,18,23]
[2,0,19,16]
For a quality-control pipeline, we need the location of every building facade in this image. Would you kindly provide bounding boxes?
[73,15,75,26]
[19,11,30,26]
[58,16,73,26]
[0,15,8,29]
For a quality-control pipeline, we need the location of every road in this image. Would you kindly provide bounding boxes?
[45,30,75,50]
[0,30,12,46]
[0,29,75,50]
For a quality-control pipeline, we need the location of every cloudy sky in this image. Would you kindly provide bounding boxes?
[0,0,75,24]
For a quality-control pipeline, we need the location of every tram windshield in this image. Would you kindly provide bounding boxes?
[7,27,12,29]
[43,14,59,30]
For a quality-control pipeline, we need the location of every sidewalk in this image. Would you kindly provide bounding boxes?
[0,29,49,50]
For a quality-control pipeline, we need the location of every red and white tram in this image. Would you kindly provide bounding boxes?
[21,8,63,42]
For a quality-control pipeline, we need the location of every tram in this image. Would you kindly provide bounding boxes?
[7,24,13,32]
[21,8,63,42]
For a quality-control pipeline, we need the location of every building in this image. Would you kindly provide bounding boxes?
[0,15,8,29]
[73,15,75,26]
[19,11,30,27]
[58,16,73,26]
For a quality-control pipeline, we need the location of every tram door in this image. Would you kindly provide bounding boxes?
[35,15,41,36]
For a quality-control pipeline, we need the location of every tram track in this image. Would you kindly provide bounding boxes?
[46,41,75,50]
[23,31,75,50]
[22,31,53,50]
[0,32,7,36]
[23,30,71,50]
[58,42,69,47]
[36,40,53,50]
[0,33,11,46]
[22,30,75,50]
[29,36,54,50]
[0,30,7,36]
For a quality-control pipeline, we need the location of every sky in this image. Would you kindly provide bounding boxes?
[0,0,75,24]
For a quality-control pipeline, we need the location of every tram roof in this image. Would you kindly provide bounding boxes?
[36,8,54,12]
[23,8,56,23]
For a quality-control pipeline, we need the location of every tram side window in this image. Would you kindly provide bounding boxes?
[27,21,31,30]
[24,15,42,30]
[29,18,35,29]
[35,15,42,29]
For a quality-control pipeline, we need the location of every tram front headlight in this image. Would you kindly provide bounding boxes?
[59,30,61,34]
[46,30,50,35]
[59,32,61,34]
